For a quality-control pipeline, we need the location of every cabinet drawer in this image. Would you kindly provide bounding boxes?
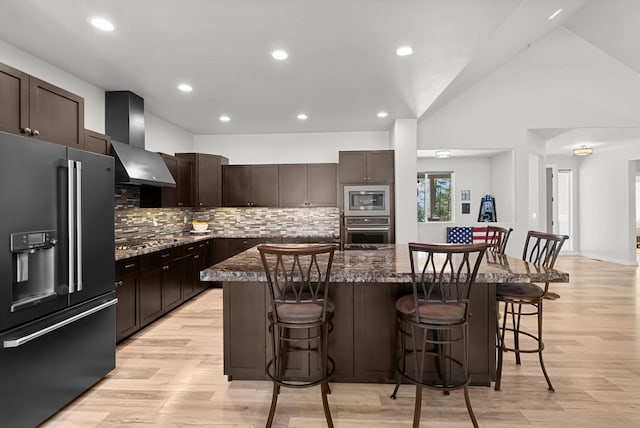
[139,246,184,269]
[116,258,138,276]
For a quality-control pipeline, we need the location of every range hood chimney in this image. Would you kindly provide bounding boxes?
[106,91,175,187]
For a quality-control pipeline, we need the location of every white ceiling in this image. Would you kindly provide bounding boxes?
[0,0,631,137]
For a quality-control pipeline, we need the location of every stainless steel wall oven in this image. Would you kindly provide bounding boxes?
[344,216,390,244]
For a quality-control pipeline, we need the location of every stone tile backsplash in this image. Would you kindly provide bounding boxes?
[114,185,339,243]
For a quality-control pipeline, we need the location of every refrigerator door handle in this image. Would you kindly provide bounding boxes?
[2,298,118,349]
[75,161,83,291]
[67,159,76,294]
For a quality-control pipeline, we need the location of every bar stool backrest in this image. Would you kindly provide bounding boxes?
[522,231,569,269]
[258,244,335,322]
[485,226,513,255]
[408,242,488,323]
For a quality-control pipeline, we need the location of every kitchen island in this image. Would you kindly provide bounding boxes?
[200,243,569,386]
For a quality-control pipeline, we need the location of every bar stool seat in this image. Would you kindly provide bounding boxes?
[496,283,544,299]
[395,294,466,323]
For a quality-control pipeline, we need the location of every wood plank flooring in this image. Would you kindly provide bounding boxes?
[42,255,640,427]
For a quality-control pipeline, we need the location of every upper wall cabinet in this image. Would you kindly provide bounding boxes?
[176,153,228,208]
[223,164,279,207]
[0,62,84,149]
[140,154,192,208]
[339,150,394,184]
[84,129,111,156]
[278,163,337,207]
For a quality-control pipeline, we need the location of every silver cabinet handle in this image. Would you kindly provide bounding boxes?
[124,263,136,269]
[3,299,118,348]
[345,227,390,231]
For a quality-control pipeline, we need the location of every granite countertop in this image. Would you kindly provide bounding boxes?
[200,244,570,284]
[114,233,337,261]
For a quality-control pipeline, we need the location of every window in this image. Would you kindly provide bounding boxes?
[417,172,452,222]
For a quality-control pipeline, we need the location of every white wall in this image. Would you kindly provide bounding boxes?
[490,150,515,225]
[145,112,194,154]
[392,119,418,243]
[194,131,389,164]
[418,26,640,257]
[0,39,194,151]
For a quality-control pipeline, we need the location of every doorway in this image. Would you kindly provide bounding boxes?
[557,170,573,251]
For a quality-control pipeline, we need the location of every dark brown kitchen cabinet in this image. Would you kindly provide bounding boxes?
[115,258,139,342]
[278,163,337,207]
[0,61,85,148]
[175,153,228,208]
[161,247,184,312]
[140,154,192,208]
[339,150,394,184]
[223,164,279,207]
[84,129,111,156]
[138,254,163,327]
[184,239,212,299]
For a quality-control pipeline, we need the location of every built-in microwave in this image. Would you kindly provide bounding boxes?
[343,185,390,216]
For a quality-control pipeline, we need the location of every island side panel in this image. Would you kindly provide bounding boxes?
[223,281,267,380]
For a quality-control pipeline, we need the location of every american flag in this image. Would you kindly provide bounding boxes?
[447,227,488,244]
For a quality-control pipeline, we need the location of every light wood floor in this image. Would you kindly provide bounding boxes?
[42,255,640,427]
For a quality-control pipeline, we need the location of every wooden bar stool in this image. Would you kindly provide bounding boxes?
[390,242,488,428]
[258,244,336,428]
[494,231,569,392]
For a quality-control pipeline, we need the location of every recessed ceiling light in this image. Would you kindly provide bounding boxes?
[89,16,114,32]
[271,50,288,60]
[435,150,452,159]
[177,83,193,92]
[297,113,308,120]
[219,115,231,122]
[377,111,388,118]
[396,46,413,56]
[548,8,563,20]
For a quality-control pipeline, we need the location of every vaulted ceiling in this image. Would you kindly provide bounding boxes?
[0,0,635,136]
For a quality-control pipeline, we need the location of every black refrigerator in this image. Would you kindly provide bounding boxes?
[0,131,117,427]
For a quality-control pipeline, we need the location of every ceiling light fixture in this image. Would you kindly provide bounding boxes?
[548,8,563,20]
[297,113,308,120]
[219,115,231,122]
[177,83,193,92]
[271,50,288,60]
[89,16,114,32]
[396,46,414,56]
[573,146,593,156]
[377,111,388,118]
[435,150,452,159]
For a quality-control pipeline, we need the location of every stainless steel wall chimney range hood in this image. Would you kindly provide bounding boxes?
[106,91,176,187]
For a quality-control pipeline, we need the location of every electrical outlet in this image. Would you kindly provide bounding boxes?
[184,216,188,224]
[152,218,158,227]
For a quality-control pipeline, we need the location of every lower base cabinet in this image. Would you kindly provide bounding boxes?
[115,239,213,343]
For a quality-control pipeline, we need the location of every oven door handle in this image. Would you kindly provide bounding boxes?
[345,227,390,231]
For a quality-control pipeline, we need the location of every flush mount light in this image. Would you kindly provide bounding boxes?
[219,115,231,122]
[548,8,563,20]
[396,46,414,56]
[435,150,452,159]
[89,16,114,31]
[297,113,308,120]
[177,83,193,92]
[271,50,288,60]
[377,111,388,118]
[573,145,593,156]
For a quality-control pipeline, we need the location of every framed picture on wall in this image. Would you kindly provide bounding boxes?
[461,190,470,201]
[462,202,471,214]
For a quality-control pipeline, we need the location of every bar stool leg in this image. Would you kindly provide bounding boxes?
[536,301,554,392]
[266,382,279,428]
[463,386,479,428]
[495,302,508,391]
[321,382,334,428]
[412,385,422,428]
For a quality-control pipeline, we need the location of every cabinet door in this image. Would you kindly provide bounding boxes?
[195,154,219,207]
[115,259,139,342]
[251,165,278,207]
[160,154,179,207]
[177,157,193,207]
[182,244,197,300]
[0,62,29,136]
[223,165,251,206]
[339,151,367,183]
[29,76,84,148]
[366,151,394,183]
[139,265,163,327]
[308,163,337,206]
[161,250,184,312]
[84,129,111,155]
[278,164,308,207]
